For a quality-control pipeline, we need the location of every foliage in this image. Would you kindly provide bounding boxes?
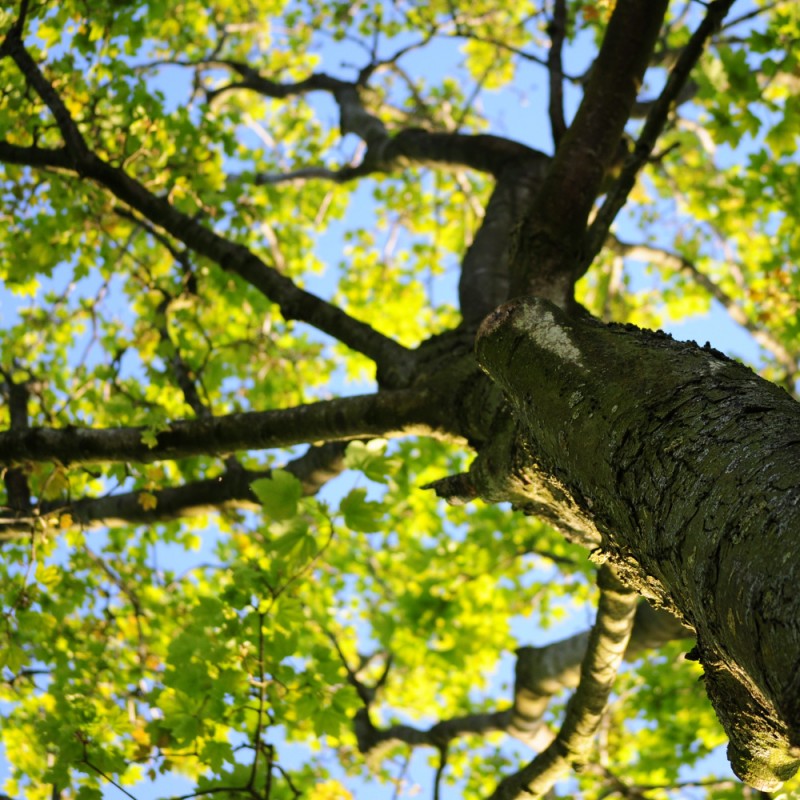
[1,0,800,798]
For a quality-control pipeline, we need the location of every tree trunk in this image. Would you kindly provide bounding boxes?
[472,296,800,791]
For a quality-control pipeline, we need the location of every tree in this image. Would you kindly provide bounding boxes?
[1,0,799,797]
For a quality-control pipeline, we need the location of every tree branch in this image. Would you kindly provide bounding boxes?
[581,0,737,274]
[511,601,692,741]
[546,0,568,148]
[0,36,414,378]
[458,155,551,325]
[212,53,547,185]
[511,0,670,306]
[489,566,638,800]
[354,600,690,759]
[0,443,347,537]
[606,235,799,380]
[0,390,444,467]
[1,371,32,512]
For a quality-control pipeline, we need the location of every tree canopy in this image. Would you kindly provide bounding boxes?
[1,1,800,798]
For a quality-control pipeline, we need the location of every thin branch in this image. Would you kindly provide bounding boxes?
[433,745,448,800]
[0,389,444,467]
[489,566,638,800]
[78,738,139,800]
[0,36,414,377]
[581,0,738,275]
[248,611,267,789]
[547,0,568,148]
[722,1,785,31]
[447,28,581,81]
[203,62,350,104]
[254,164,371,185]
[357,707,517,756]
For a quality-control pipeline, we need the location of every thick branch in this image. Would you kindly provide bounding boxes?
[490,566,638,800]
[216,57,545,184]
[1,373,32,512]
[476,297,800,789]
[255,129,545,186]
[0,390,443,467]
[512,601,691,739]
[207,55,558,327]
[582,0,737,272]
[459,156,551,325]
[511,0,669,306]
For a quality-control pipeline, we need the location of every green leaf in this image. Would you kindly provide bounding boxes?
[169,713,201,746]
[76,787,103,800]
[344,439,394,483]
[340,488,385,532]
[199,739,235,773]
[251,470,303,520]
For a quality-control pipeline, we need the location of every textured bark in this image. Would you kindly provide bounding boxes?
[475,297,800,790]
[513,602,692,736]
[459,157,550,325]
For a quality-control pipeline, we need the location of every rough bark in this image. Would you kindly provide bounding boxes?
[474,296,800,790]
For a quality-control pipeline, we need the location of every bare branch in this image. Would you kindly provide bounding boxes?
[447,28,581,81]
[489,566,638,799]
[205,62,350,104]
[356,707,518,757]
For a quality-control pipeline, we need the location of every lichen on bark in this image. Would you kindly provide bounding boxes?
[474,296,800,790]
